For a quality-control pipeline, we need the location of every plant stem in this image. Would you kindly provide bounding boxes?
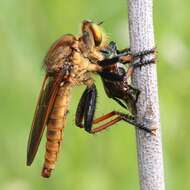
[127,0,165,189]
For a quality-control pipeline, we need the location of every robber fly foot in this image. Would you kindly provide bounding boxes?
[132,48,157,68]
[134,122,158,135]
[115,112,157,135]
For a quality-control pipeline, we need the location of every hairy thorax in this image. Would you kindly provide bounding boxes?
[68,51,92,86]
[63,39,104,86]
[44,34,103,87]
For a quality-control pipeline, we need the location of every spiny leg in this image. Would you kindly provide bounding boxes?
[92,111,156,134]
[113,112,157,134]
[79,111,156,135]
[122,48,157,80]
[75,91,123,134]
[133,48,156,58]
[99,43,156,69]
[132,48,156,68]
[132,57,156,68]
[78,111,122,133]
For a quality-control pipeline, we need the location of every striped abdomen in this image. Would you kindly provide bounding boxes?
[42,83,71,177]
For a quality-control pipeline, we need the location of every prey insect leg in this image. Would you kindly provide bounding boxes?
[112,97,128,109]
[98,64,126,82]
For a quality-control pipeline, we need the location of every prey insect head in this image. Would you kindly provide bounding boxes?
[100,41,118,59]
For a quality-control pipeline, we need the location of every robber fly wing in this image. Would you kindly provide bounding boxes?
[27,72,64,166]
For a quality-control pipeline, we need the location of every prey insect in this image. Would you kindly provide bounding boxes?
[27,20,117,178]
[75,41,157,134]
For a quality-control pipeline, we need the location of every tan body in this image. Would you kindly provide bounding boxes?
[42,83,71,177]
[27,21,108,178]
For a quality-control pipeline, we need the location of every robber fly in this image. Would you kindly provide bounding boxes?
[27,20,156,178]
[27,20,117,178]
[75,41,157,134]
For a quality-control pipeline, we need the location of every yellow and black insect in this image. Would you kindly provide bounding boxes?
[27,20,156,178]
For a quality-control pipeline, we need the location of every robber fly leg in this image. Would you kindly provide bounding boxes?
[75,87,89,128]
[83,84,97,133]
[89,111,122,134]
[114,111,157,135]
[98,51,132,66]
[132,58,156,68]
[75,83,97,133]
[75,81,98,133]
[132,48,156,68]
[98,56,120,66]
[90,111,156,135]
[123,48,156,79]
[133,48,156,58]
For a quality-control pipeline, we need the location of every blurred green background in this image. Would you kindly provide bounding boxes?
[0,0,190,189]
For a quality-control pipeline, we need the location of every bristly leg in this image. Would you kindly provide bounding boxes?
[131,48,157,68]
[89,111,157,135]
[77,110,157,135]
[133,48,156,58]
[113,111,157,134]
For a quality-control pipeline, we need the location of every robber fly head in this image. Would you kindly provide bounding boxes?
[79,20,108,53]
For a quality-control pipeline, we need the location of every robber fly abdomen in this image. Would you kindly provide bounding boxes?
[42,83,71,177]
